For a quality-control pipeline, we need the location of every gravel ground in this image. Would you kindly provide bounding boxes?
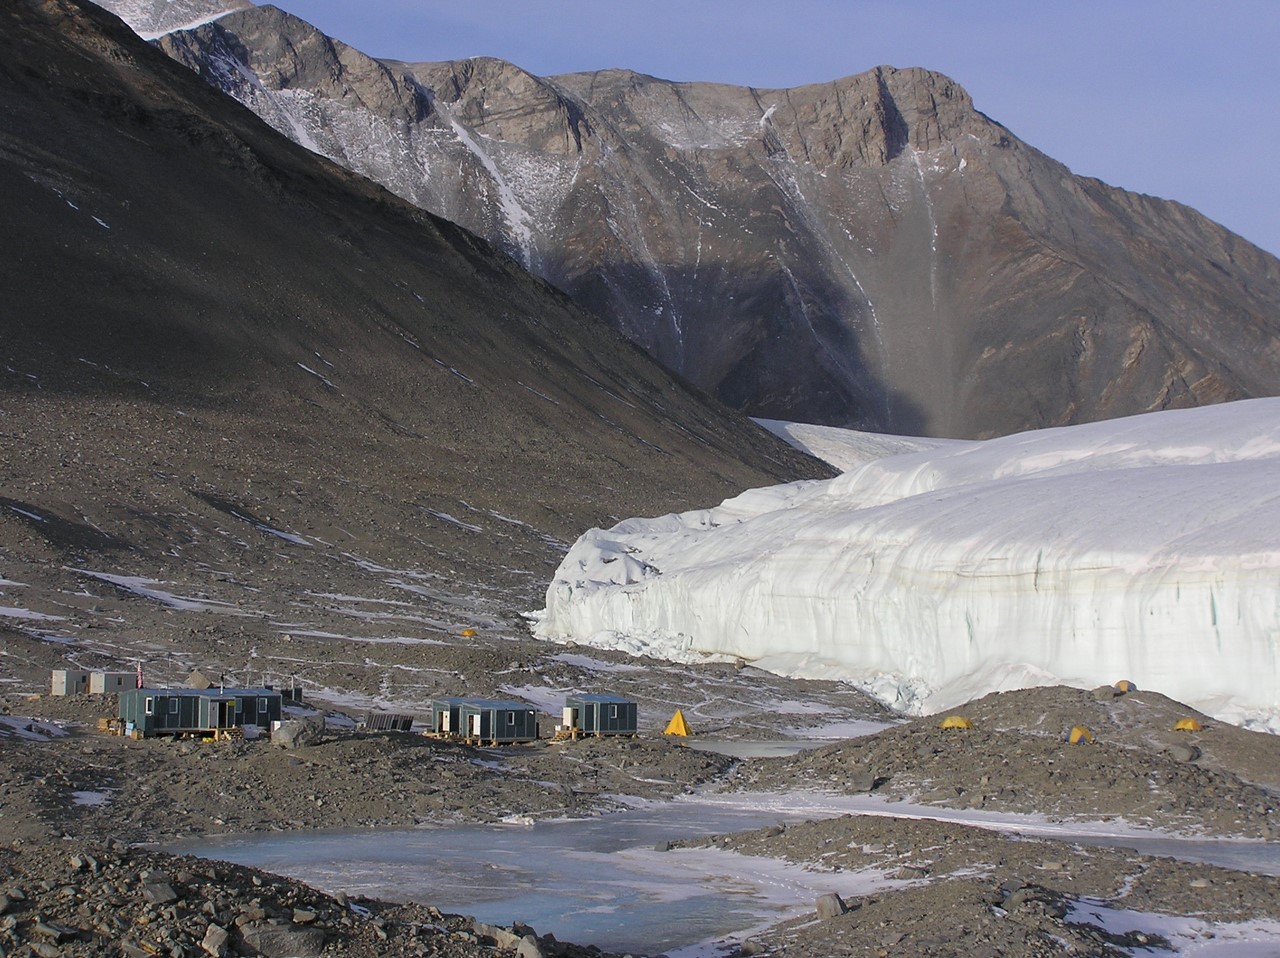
[733,685,1280,839]
[2,682,1278,958]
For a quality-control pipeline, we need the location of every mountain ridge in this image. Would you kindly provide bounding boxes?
[88,0,1280,439]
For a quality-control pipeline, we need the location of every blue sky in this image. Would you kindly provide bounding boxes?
[270,0,1277,257]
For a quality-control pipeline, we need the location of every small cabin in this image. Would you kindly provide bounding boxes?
[51,670,91,696]
[90,672,135,695]
[118,687,282,739]
[455,699,539,745]
[562,694,638,737]
[427,697,473,737]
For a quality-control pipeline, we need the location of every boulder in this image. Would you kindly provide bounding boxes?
[517,935,545,958]
[201,923,229,958]
[239,924,327,958]
[272,717,324,749]
[816,892,848,919]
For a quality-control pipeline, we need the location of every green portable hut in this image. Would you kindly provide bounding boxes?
[455,699,538,745]
[427,697,473,737]
[118,687,282,738]
[563,694,638,737]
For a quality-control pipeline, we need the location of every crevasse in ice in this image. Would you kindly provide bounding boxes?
[536,399,1280,730]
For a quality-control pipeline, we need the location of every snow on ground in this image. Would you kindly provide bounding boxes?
[1063,902,1280,957]
[75,570,255,614]
[538,400,1280,729]
[0,606,65,622]
[0,716,70,740]
[753,417,964,472]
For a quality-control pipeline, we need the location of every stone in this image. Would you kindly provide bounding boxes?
[739,940,766,956]
[848,770,878,792]
[272,717,325,749]
[145,883,181,905]
[292,907,318,924]
[201,923,229,958]
[516,935,545,958]
[472,921,522,949]
[240,924,327,957]
[34,920,73,942]
[816,892,848,919]
[1092,685,1120,701]
[1169,744,1201,763]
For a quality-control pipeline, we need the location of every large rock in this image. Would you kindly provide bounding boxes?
[272,717,324,749]
[238,923,326,958]
[816,891,849,919]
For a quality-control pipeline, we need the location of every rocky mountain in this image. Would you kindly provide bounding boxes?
[97,0,1280,439]
[0,0,826,705]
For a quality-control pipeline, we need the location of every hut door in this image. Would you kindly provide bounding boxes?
[468,714,481,737]
[215,700,233,728]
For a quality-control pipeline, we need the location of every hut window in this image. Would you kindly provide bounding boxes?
[609,704,619,719]
[259,697,268,712]
[144,697,154,715]
[169,698,179,714]
[507,713,516,726]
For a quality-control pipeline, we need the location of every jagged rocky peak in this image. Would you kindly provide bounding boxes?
[763,65,999,165]
[407,57,594,156]
[158,5,432,124]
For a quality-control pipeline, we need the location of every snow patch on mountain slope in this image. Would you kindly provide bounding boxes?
[95,0,250,39]
[537,400,1280,730]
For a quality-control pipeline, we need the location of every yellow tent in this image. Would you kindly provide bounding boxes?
[1113,679,1137,693]
[1174,717,1203,732]
[1069,725,1094,744]
[938,715,974,730]
[460,628,478,637]
[664,709,692,736]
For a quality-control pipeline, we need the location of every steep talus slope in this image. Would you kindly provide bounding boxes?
[100,0,1280,438]
[0,0,825,700]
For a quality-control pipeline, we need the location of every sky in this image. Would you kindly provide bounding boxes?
[263,0,1278,259]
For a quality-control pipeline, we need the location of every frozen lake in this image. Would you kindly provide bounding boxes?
[174,800,842,955]
[174,792,1280,954]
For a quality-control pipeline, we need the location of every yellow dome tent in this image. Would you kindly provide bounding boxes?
[1174,717,1204,732]
[664,709,692,736]
[460,628,478,637]
[1069,725,1094,744]
[938,715,974,730]
[1113,680,1137,693]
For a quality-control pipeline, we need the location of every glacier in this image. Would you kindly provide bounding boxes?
[536,399,1280,730]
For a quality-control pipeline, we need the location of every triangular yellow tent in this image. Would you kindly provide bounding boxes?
[1174,717,1203,732]
[664,709,691,736]
[1069,725,1094,744]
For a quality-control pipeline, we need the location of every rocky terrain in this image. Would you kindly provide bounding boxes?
[3,2,1279,956]
[99,0,1280,437]
[2,678,1278,957]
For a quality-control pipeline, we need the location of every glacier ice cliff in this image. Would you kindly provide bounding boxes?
[537,399,1280,730]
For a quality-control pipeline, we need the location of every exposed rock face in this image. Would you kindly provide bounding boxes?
[86,1,1280,438]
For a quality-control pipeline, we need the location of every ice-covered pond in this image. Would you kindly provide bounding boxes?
[174,798,852,955]
[174,793,1280,955]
